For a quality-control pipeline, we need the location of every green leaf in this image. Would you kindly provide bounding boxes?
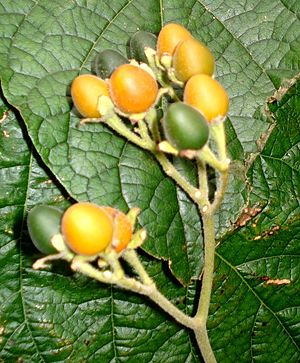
[213,218,300,363]
[248,78,300,227]
[0,1,299,362]
[0,97,199,362]
[211,79,300,362]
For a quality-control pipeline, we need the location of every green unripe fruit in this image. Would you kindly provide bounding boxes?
[163,102,209,150]
[27,205,63,254]
[92,49,128,79]
[129,31,157,63]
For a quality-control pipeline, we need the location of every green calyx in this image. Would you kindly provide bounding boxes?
[163,102,209,151]
[27,205,63,254]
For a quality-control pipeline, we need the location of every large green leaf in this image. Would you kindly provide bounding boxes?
[0,97,198,362]
[0,1,299,362]
[210,79,300,362]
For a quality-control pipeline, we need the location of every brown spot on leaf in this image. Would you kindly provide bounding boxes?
[0,111,9,124]
[254,225,280,241]
[2,129,10,138]
[235,206,262,227]
[265,279,291,286]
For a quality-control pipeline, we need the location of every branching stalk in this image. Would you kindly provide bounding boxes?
[66,77,230,363]
[212,169,229,212]
[101,112,227,362]
[194,211,217,363]
[105,114,155,151]
[73,254,195,330]
[154,152,207,207]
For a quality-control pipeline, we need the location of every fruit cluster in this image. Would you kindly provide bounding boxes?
[27,203,137,257]
[71,23,229,152]
[28,23,230,260]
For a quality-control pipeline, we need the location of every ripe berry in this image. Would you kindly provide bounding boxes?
[173,38,215,82]
[103,207,132,253]
[184,74,229,121]
[61,202,113,256]
[157,23,192,58]
[71,74,109,118]
[109,64,158,114]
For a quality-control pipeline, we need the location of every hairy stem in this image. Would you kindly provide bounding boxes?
[73,256,195,330]
[212,169,229,212]
[197,160,209,204]
[194,211,217,363]
[122,249,195,328]
[146,284,195,329]
[194,328,217,363]
[122,249,153,285]
[197,145,228,172]
[105,115,155,150]
[154,152,207,206]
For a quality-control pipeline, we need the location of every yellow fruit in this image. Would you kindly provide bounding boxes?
[173,38,215,82]
[61,202,113,256]
[157,23,192,58]
[184,74,229,121]
[71,74,109,118]
[109,64,158,114]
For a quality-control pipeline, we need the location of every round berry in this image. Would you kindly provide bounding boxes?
[103,207,132,253]
[129,30,157,64]
[109,64,158,114]
[27,205,63,255]
[71,74,109,118]
[92,49,128,79]
[173,38,215,82]
[157,23,192,58]
[61,202,113,256]
[184,74,229,121]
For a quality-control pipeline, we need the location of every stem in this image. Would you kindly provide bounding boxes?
[197,160,209,204]
[122,249,195,328]
[146,284,195,329]
[210,122,230,213]
[194,211,217,363]
[194,328,217,363]
[197,145,229,173]
[210,122,227,162]
[145,108,161,143]
[154,152,207,206]
[212,169,229,212]
[73,255,195,329]
[137,119,152,143]
[122,249,153,285]
[105,114,155,150]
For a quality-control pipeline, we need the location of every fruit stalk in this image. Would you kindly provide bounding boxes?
[72,252,196,329]
[105,114,155,150]
[194,210,217,363]
[63,23,232,362]
[154,152,207,206]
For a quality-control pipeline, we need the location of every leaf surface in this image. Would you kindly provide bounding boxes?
[0,1,299,361]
